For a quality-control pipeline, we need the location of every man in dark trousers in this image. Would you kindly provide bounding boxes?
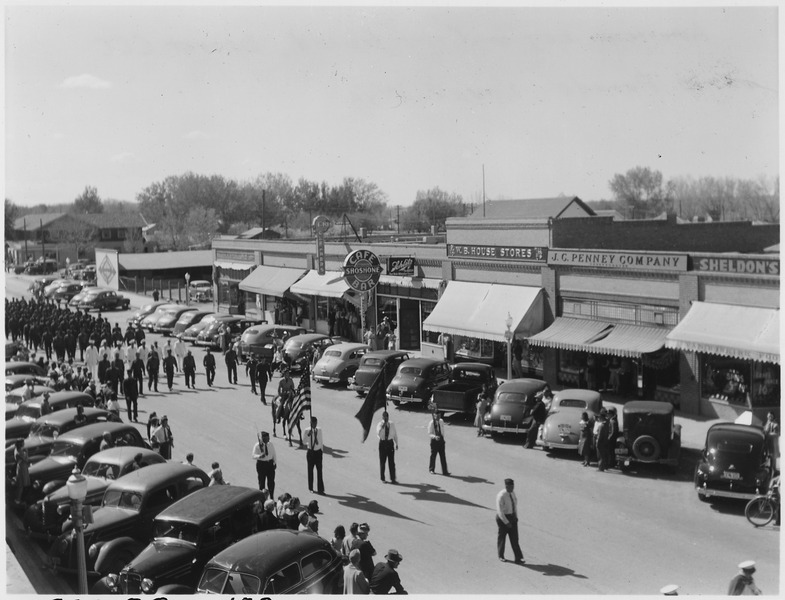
[496,478,524,563]
[183,350,197,388]
[252,431,277,497]
[146,349,160,393]
[304,416,325,494]
[163,349,178,392]
[246,356,259,395]
[131,351,146,396]
[203,348,216,386]
[256,357,269,404]
[111,353,125,396]
[225,344,239,385]
[122,369,139,422]
[376,411,398,483]
[427,411,449,475]
[106,359,121,397]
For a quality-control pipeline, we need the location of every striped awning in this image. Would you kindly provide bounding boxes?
[527,318,614,352]
[290,270,351,299]
[238,265,307,298]
[528,318,669,358]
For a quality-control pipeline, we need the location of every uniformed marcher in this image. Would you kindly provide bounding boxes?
[130,351,146,396]
[376,411,398,483]
[304,416,325,494]
[163,349,178,392]
[428,411,449,476]
[122,369,139,422]
[203,348,216,387]
[247,356,259,394]
[496,478,524,564]
[252,431,277,497]
[183,350,197,388]
[146,349,160,392]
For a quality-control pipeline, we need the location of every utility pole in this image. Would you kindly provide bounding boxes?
[23,219,28,260]
[262,189,266,235]
[40,219,45,260]
[482,164,486,217]
[397,206,401,234]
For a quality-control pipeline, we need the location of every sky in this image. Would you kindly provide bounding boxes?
[4,3,779,209]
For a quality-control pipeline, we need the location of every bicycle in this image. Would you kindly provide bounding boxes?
[745,475,780,527]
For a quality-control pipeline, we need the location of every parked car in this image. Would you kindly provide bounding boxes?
[53,282,86,303]
[432,362,498,414]
[313,343,370,385]
[537,389,602,451]
[188,280,213,303]
[6,391,94,440]
[6,361,47,377]
[614,401,681,469]
[482,378,549,437]
[386,358,451,407]
[152,306,197,335]
[694,423,774,502]
[172,310,214,338]
[26,421,148,503]
[26,259,59,275]
[6,373,49,393]
[196,316,263,350]
[68,285,98,307]
[6,385,56,421]
[348,350,411,397]
[180,314,222,343]
[24,448,166,537]
[28,275,59,294]
[43,278,74,298]
[78,289,131,311]
[195,530,344,595]
[237,324,307,362]
[96,485,265,595]
[140,303,182,331]
[49,462,210,578]
[282,333,341,372]
[127,302,168,328]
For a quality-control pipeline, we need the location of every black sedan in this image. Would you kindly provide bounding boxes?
[385,358,450,407]
[482,378,548,437]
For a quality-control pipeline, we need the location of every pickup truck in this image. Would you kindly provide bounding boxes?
[432,362,498,414]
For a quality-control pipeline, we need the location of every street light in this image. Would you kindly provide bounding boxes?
[185,272,191,306]
[66,466,89,595]
[504,312,513,381]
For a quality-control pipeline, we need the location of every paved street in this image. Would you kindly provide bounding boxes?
[5,273,780,595]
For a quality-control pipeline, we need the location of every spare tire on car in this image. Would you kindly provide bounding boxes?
[631,435,661,462]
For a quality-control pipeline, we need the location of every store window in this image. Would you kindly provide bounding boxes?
[453,336,494,362]
[316,297,328,321]
[702,357,780,408]
[377,295,397,326]
[421,301,439,344]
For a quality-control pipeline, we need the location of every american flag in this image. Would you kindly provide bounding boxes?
[287,365,311,433]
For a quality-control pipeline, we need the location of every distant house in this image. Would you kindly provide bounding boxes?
[473,196,596,219]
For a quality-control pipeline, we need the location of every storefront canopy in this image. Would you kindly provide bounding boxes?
[289,270,351,299]
[238,265,307,298]
[527,318,670,358]
[422,281,544,343]
[665,302,780,364]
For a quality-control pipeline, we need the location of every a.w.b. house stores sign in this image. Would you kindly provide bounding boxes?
[447,244,547,262]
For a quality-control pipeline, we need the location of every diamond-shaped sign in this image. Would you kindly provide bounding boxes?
[99,255,116,285]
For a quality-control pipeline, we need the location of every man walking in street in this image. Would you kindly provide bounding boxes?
[146,349,160,393]
[252,431,277,498]
[427,411,449,475]
[163,349,178,392]
[247,356,259,395]
[131,351,146,396]
[305,415,325,494]
[225,344,239,384]
[376,411,398,483]
[183,350,197,388]
[496,478,524,564]
[203,348,216,387]
[256,357,270,404]
[122,369,139,422]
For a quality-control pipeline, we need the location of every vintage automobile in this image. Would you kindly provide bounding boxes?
[53,282,86,303]
[188,280,214,303]
[537,389,602,451]
[5,361,48,377]
[237,324,307,362]
[313,343,370,385]
[283,334,342,371]
[49,462,210,578]
[386,358,451,407]
[195,316,263,350]
[482,378,549,437]
[26,259,59,275]
[694,423,774,502]
[195,530,344,595]
[432,362,498,414]
[6,391,94,440]
[6,373,50,393]
[28,275,60,295]
[127,302,168,328]
[68,286,98,307]
[6,385,56,421]
[96,485,265,595]
[24,448,166,537]
[139,303,182,331]
[43,278,74,298]
[78,288,131,312]
[180,314,221,343]
[26,421,148,502]
[614,401,681,469]
[152,306,197,335]
[172,310,214,338]
[348,350,411,397]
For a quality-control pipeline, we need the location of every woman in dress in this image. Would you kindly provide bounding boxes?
[474,384,491,437]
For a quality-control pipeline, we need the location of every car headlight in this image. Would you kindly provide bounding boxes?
[105,574,118,589]
[141,578,155,593]
[32,480,41,489]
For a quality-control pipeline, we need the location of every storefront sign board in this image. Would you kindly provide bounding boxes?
[693,256,779,275]
[548,250,687,272]
[447,244,547,262]
[343,249,383,292]
[387,256,417,276]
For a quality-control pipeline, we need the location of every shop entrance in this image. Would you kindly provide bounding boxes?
[398,298,420,351]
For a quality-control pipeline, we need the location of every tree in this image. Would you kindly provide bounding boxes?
[5,199,20,241]
[608,167,673,219]
[182,206,220,249]
[669,175,779,222]
[401,187,465,232]
[72,186,103,213]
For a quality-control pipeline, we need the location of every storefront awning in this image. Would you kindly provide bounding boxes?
[422,281,544,342]
[665,302,780,364]
[528,318,669,358]
[238,265,307,298]
[289,270,351,299]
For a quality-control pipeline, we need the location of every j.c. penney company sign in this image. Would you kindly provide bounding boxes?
[548,249,688,272]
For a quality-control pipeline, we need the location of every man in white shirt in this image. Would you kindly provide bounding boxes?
[496,478,524,563]
[376,411,399,483]
[304,416,325,494]
[252,431,277,498]
[427,411,449,475]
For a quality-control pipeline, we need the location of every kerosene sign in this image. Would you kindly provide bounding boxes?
[343,249,383,291]
[387,256,417,276]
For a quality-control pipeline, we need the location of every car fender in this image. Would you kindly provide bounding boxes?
[156,583,193,595]
[93,536,144,574]
[42,479,67,496]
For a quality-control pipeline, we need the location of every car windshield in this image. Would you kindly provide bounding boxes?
[286,341,303,349]
[162,309,180,318]
[102,489,143,510]
[400,367,423,376]
[153,520,200,543]
[454,369,484,380]
[363,358,383,367]
[716,440,755,454]
[558,399,587,409]
[199,569,230,594]
[50,440,82,457]
[324,350,341,358]
[223,572,261,595]
[28,422,59,437]
[496,392,527,404]
[82,461,119,479]
[14,405,42,419]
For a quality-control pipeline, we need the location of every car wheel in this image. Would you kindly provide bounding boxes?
[392,399,400,407]
[631,435,661,462]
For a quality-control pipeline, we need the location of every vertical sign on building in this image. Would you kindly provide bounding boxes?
[95,248,120,291]
[312,215,331,276]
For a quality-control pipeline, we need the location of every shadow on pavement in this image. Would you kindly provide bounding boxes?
[323,446,349,460]
[395,482,493,511]
[522,562,589,579]
[330,492,427,524]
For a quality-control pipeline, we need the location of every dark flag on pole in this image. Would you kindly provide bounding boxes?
[288,365,312,434]
[355,368,387,442]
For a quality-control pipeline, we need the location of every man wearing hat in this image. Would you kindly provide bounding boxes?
[496,478,524,563]
[370,549,407,595]
[728,560,762,595]
[252,431,277,497]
